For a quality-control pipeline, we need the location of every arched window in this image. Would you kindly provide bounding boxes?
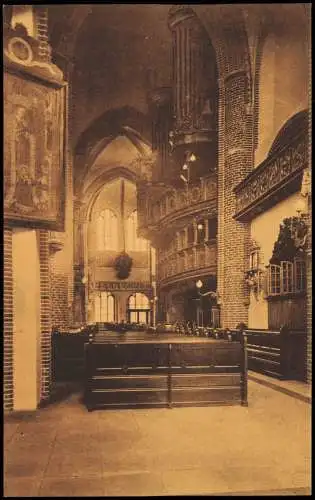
[94,292,115,322]
[127,292,150,324]
[96,209,118,251]
[125,210,148,251]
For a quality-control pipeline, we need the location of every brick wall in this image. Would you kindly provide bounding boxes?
[49,76,74,330]
[4,227,13,411]
[306,165,312,383]
[306,242,311,383]
[49,150,74,329]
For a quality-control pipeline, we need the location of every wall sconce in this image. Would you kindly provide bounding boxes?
[180,173,188,184]
[196,279,203,289]
[196,280,220,301]
[197,223,204,231]
[186,152,197,162]
[81,276,88,285]
[290,197,309,250]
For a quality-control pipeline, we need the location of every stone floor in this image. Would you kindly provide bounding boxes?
[4,380,311,497]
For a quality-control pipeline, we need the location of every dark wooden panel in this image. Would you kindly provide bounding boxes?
[87,388,168,406]
[91,375,168,390]
[171,387,241,404]
[88,343,169,368]
[172,373,241,388]
[171,343,242,367]
[245,328,307,381]
[268,296,306,330]
[84,337,246,410]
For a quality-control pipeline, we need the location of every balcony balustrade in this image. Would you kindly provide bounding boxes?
[158,241,216,285]
[138,174,217,232]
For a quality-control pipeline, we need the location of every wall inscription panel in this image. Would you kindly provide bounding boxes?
[4,71,66,230]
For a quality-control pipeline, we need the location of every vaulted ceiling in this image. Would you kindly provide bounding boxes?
[47,4,310,194]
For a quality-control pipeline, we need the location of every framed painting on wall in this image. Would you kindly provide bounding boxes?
[4,69,67,231]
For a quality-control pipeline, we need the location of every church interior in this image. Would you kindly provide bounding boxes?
[3,4,311,497]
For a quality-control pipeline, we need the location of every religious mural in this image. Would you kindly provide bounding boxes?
[4,72,66,229]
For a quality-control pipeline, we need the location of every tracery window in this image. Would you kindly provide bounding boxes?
[94,292,115,322]
[127,292,150,324]
[96,209,118,251]
[125,210,148,251]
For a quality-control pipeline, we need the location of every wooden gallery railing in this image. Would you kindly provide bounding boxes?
[243,327,307,382]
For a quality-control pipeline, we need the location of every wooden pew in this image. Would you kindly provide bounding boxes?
[244,327,307,381]
[84,332,248,411]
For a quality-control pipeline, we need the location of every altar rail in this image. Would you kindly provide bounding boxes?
[244,327,307,382]
[84,332,248,411]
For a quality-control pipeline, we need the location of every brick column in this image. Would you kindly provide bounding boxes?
[219,70,252,328]
[39,230,52,403]
[4,227,13,411]
[306,181,312,383]
[34,5,51,62]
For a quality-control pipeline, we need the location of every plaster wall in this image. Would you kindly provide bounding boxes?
[12,229,41,410]
[255,27,309,166]
[248,192,302,329]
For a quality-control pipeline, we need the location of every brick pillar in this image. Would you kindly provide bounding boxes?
[73,199,85,325]
[39,230,52,403]
[306,187,312,383]
[34,5,51,62]
[4,227,13,411]
[48,59,74,329]
[219,70,252,328]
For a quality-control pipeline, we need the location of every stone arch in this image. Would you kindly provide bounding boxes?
[74,106,151,194]
[81,166,139,223]
[254,6,309,166]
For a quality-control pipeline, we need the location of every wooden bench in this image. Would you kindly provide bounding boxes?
[84,332,248,411]
[244,327,307,381]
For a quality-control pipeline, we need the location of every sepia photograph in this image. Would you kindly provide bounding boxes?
[3,3,311,497]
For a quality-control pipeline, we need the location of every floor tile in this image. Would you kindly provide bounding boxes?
[4,422,20,445]
[4,458,49,479]
[44,450,104,478]
[218,465,285,492]
[3,380,311,496]
[4,477,42,497]
[102,471,167,496]
[161,468,230,495]
[38,476,105,497]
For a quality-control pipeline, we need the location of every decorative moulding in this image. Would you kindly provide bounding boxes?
[234,131,307,222]
[3,24,65,85]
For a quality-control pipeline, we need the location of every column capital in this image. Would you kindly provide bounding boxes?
[168,5,197,30]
